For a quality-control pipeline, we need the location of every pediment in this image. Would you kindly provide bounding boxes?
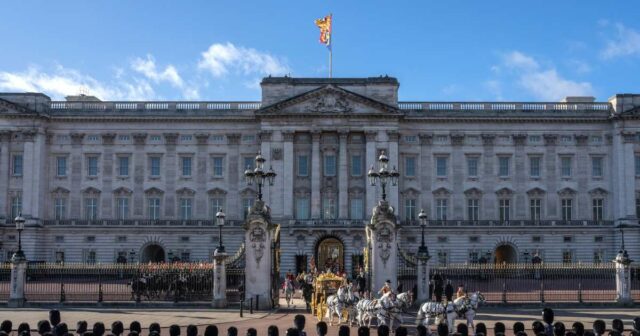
[0,98,33,115]
[257,85,401,116]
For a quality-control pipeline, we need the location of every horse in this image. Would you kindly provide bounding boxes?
[300,281,314,312]
[283,278,295,307]
[417,300,447,331]
[393,291,414,325]
[446,292,485,330]
[325,285,349,326]
[342,284,360,327]
[356,291,404,330]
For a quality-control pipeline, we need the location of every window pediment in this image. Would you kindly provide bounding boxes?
[464,187,483,197]
[82,187,101,195]
[176,187,196,196]
[526,187,546,196]
[432,187,451,197]
[495,187,514,196]
[207,187,227,195]
[51,187,70,195]
[144,187,164,195]
[113,187,133,196]
[589,187,608,196]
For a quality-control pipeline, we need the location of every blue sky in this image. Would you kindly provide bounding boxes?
[0,1,638,102]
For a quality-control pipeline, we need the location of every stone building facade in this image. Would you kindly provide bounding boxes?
[0,77,639,276]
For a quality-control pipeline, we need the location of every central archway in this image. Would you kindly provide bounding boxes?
[494,244,517,264]
[141,244,166,263]
[315,237,344,273]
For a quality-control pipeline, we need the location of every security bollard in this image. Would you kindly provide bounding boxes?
[250,297,254,314]
[240,299,244,317]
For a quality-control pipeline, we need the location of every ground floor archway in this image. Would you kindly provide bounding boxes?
[315,237,344,273]
[141,244,166,263]
[494,244,517,264]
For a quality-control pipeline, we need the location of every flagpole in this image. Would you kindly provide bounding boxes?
[329,13,333,78]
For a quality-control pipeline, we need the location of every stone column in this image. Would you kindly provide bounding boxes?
[226,134,241,220]
[338,131,348,218]
[614,248,633,305]
[244,200,274,309]
[480,134,496,219]
[212,249,228,308]
[102,133,117,217]
[543,134,558,218]
[367,200,398,294]
[311,131,321,218]
[21,131,36,218]
[282,132,295,218]
[163,133,179,218]
[419,133,433,212]
[69,133,85,216]
[8,252,27,307]
[416,252,431,303]
[621,132,637,221]
[365,131,378,217]
[512,134,527,219]
[574,134,590,219]
[132,133,147,218]
[451,133,465,219]
[387,131,400,211]
[0,131,11,219]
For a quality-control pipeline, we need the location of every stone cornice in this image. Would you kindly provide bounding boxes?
[21,129,37,142]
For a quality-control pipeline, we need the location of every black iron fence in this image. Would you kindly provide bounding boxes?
[0,263,244,304]
[398,263,640,303]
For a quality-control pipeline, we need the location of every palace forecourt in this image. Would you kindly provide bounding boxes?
[0,76,639,276]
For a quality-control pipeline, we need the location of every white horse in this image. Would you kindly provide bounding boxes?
[391,291,414,325]
[325,285,349,326]
[446,292,485,330]
[284,278,295,307]
[417,301,447,333]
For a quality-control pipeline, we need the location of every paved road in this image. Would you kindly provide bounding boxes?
[1,297,638,336]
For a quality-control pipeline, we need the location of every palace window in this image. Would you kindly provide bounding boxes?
[499,199,510,222]
[12,154,23,176]
[87,156,99,176]
[532,236,542,243]
[55,251,65,264]
[150,156,161,177]
[437,250,448,266]
[116,197,129,219]
[211,135,224,142]
[435,199,448,221]
[180,198,192,220]
[467,199,479,221]
[351,155,362,176]
[212,156,224,177]
[118,156,129,177]
[350,198,364,220]
[322,197,337,219]
[11,196,22,219]
[297,155,309,176]
[118,135,130,141]
[467,157,478,177]
[468,251,479,264]
[498,156,510,177]
[324,154,336,176]
[529,156,541,178]
[560,156,572,177]
[150,135,161,141]
[56,156,67,177]
[591,156,603,177]
[592,198,604,221]
[87,135,99,142]
[85,250,97,264]
[210,198,224,218]
[244,156,255,170]
[55,236,64,243]
[436,157,448,177]
[563,236,573,243]
[243,198,255,219]
[54,198,67,220]
[84,198,98,220]
[404,156,416,177]
[593,249,604,264]
[594,236,604,243]
[561,199,573,221]
[295,198,310,220]
[404,199,416,220]
[148,198,161,220]
[180,135,192,142]
[181,157,192,177]
[530,199,542,221]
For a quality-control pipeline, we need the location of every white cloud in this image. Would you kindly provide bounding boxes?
[483,80,504,101]
[0,65,156,100]
[600,23,640,59]
[567,59,592,74]
[131,54,184,87]
[492,51,593,101]
[198,42,289,78]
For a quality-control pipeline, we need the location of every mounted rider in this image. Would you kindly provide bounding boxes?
[378,279,393,297]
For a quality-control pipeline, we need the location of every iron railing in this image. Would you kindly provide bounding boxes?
[400,220,615,227]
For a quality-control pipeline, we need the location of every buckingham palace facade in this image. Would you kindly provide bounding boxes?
[0,76,639,273]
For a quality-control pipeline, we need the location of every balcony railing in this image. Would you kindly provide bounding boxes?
[49,101,262,112]
[398,102,611,113]
[290,219,368,227]
[41,219,244,227]
[400,219,615,227]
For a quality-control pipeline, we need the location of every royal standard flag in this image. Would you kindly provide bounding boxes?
[315,14,332,50]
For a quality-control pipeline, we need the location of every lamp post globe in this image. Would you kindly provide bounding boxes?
[417,209,429,258]
[367,151,399,202]
[13,213,26,260]
[244,151,277,202]
[216,208,226,253]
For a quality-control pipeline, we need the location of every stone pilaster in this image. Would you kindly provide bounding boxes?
[195,133,209,218]
[338,131,349,218]
[451,133,465,219]
[620,132,637,222]
[513,134,527,219]
[574,134,590,219]
[419,133,433,212]
[367,200,398,293]
[387,131,400,211]
[0,132,11,219]
[163,133,179,218]
[481,134,496,219]
[543,134,558,218]
[282,132,295,218]
[20,130,36,218]
[244,200,274,309]
[226,134,241,220]
[365,131,378,217]
[311,131,321,218]
[69,133,85,216]
[132,133,147,218]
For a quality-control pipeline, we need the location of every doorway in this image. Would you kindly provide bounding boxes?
[494,244,517,264]
[141,244,166,263]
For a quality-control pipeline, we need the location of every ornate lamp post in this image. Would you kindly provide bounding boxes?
[216,208,226,253]
[14,213,25,259]
[244,151,276,201]
[367,151,399,201]
[417,209,430,258]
